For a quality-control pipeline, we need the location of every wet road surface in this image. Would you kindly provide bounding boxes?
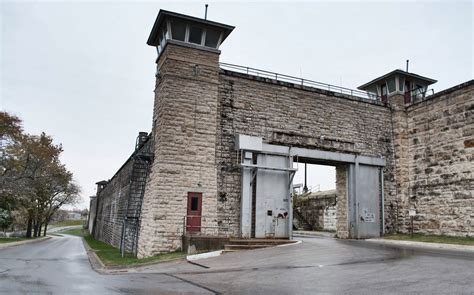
[1,234,473,294]
[0,235,211,294]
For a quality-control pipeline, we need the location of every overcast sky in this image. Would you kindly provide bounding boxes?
[1,0,472,209]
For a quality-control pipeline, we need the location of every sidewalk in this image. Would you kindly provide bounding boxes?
[0,236,51,250]
[366,238,474,254]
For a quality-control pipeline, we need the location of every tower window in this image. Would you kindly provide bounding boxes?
[387,78,396,93]
[189,26,203,44]
[171,21,186,41]
[205,28,220,48]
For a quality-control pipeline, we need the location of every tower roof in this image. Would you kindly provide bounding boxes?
[147,9,235,47]
[358,69,437,91]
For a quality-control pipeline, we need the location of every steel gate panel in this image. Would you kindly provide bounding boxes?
[349,164,382,239]
[255,154,292,238]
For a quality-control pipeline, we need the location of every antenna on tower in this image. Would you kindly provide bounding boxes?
[205,4,208,20]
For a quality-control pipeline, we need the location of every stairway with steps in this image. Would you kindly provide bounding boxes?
[293,207,313,231]
[223,239,297,253]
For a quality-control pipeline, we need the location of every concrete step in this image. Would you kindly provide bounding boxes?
[224,244,271,251]
[222,249,239,254]
[228,239,295,246]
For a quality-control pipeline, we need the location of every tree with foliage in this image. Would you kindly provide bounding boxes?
[0,111,80,237]
[0,209,13,232]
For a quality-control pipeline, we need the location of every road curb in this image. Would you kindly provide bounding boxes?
[366,238,474,254]
[80,237,187,274]
[81,238,108,274]
[0,236,51,250]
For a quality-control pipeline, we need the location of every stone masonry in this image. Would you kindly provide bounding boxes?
[137,43,221,257]
[215,71,396,239]
[405,81,474,236]
[293,189,337,232]
[91,11,473,258]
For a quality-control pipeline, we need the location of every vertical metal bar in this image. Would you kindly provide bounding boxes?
[380,169,385,236]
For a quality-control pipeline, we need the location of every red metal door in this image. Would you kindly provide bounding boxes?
[381,84,388,103]
[404,81,411,104]
[186,192,202,232]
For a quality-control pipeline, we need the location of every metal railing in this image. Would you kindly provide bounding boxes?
[220,62,379,101]
[408,88,435,101]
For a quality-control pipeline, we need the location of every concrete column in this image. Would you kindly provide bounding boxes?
[240,152,253,238]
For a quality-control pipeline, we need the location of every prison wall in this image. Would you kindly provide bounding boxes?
[93,135,153,250]
[216,71,397,237]
[93,158,134,249]
[137,42,221,257]
[293,190,336,231]
[404,80,474,236]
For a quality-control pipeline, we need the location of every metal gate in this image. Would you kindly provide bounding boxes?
[255,154,293,238]
[348,164,382,239]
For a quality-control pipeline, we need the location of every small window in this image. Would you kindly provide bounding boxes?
[381,84,388,96]
[191,197,199,211]
[205,28,220,48]
[387,78,396,93]
[398,77,405,92]
[171,21,186,41]
[189,26,203,44]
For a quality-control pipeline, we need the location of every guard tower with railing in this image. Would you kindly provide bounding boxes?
[358,69,437,104]
[136,10,235,256]
[147,10,234,58]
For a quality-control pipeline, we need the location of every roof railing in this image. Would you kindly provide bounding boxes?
[407,87,435,104]
[219,62,380,101]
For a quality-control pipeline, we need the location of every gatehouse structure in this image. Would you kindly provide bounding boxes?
[89,10,474,258]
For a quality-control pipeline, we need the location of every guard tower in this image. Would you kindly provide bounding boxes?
[358,70,437,104]
[147,10,234,58]
[137,11,235,257]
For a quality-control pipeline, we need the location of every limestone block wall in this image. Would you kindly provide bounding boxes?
[87,197,97,233]
[335,165,349,238]
[93,157,134,248]
[293,190,336,231]
[137,43,221,257]
[216,71,396,237]
[93,136,152,250]
[405,81,474,236]
[324,206,337,231]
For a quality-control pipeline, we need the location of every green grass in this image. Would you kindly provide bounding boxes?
[0,237,28,244]
[58,228,85,237]
[50,220,85,227]
[82,234,185,266]
[383,233,474,246]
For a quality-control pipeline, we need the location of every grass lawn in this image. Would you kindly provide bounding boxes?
[57,228,85,236]
[383,233,474,246]
[83,235,185,266]
[0,237,29,244]
[50,220,85,227]
[57,228,185,266]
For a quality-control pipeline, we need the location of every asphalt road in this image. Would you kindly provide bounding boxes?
[0,235,212,294]
[0,234,473,294]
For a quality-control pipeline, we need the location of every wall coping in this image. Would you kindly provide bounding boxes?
[220,69,388,108]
